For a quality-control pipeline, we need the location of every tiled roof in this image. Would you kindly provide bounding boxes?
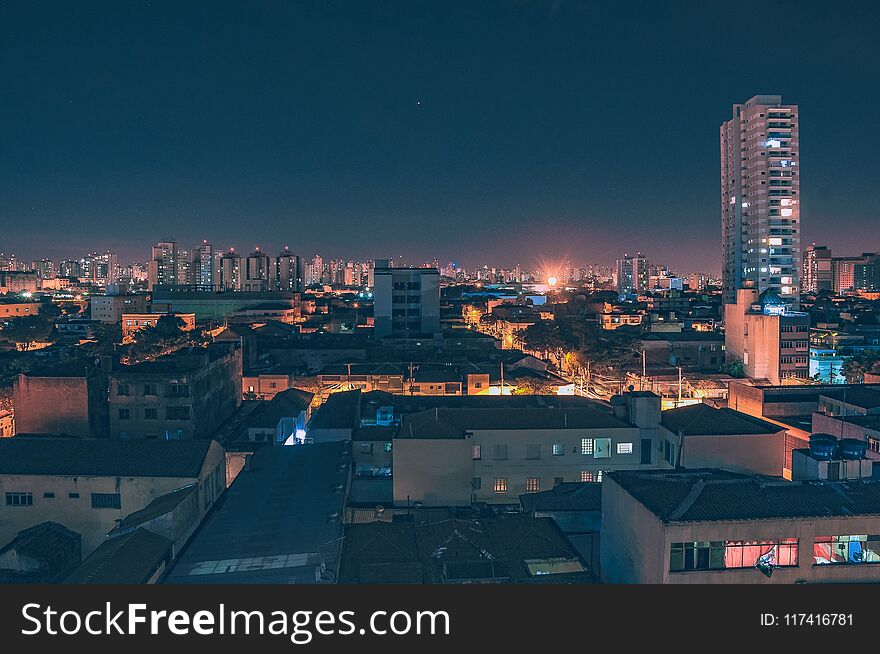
[339,515,593,583]
[661,403,783,436]
[520,482,602,513]
[0,437,215,477]
[397,406,629,439]
[65,528,172,584]
[609,469,880,522]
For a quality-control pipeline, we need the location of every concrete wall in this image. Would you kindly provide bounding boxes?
[13,375,91,437]
[0,442,225,558]
[392,438,473,506]
[600,476,667,583]
[664,427,787,477]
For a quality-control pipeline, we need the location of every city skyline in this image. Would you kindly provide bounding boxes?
[3,2,880,272]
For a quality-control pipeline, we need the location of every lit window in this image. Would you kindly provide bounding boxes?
[580,470,594,483]
[581,438,593,455]
[617,442,633,455]
[593,438,611,459]
[472,445,481,460]
[526,477,540,492]
[493,478,508,494]
[552,443,565,456]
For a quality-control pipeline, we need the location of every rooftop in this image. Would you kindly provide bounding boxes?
[65,528,172,584]
[520,482,602,513]
[338,515,593,583]
[661,402,784,436]
[247,388,314,429]
[111,485,197,533]
[608,469,880,523]
[398,406,628,439]
[163,442,349,584]
[0,437,216,478]
[820,386,880,410]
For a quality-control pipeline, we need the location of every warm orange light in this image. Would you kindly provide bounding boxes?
[547,275,559,287]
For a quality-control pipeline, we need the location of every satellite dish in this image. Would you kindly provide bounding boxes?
[627,384,635,392]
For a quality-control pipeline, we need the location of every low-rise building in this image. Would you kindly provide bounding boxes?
[659,402,787,476]
[0,522,81,583]
[90,294,151,323]
[108,343,241,440]
[12,360,110,438]
[244,388,314,445]
[392,392,665,506]
[601,468,880,583]
[0,437,226,556]
[121,312,196,340]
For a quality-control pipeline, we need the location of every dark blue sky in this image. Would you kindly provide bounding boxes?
[2,0,878,272]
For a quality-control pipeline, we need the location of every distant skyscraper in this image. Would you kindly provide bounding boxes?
[244,247,271,291]
[802,244,832,294]
[721,95,800,305]
[192,241,215,289]
[616,253,649,295]
[148,240,178,289]
[219,249,243,291]
[275,247,301,292]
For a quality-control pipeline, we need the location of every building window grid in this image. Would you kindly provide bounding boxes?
[670,539,798,572]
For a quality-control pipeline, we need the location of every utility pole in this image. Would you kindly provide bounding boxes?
[677,366,683,406]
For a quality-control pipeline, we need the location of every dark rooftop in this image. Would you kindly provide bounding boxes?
[111,485,197,533]
[661,402,783,436]
[116,343,236,375]
[608,469,880,523]
[0,437,216,478]
[398,406,629,439]
[65,528,172,584]
[247,388,314,429]
[0,522,81,583]
[820,386,880,410]
[520,482,602,513]
[163,442,349,584]
[339,515,593,584]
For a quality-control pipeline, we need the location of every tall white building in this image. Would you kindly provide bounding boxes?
[721,95,800,306]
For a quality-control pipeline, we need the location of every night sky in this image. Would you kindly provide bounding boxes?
[2,0,879,273]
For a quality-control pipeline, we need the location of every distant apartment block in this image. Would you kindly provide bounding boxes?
[372,262,440,338]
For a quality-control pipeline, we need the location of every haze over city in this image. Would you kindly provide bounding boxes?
[3,0,879,272]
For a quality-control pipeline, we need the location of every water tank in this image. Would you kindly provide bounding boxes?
[809,433,838,461]
[610,395,627,420]
[838,438,867,460]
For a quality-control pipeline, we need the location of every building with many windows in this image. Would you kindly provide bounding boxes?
[391,392,665,506]
[108,343,241,440]
[372,262,440,338]
[721,95,800,306]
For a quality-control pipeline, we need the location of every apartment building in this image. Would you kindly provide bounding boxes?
[602,468,880,583]
[108,343,241,440]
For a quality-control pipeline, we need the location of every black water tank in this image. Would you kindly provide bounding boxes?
[838,438,867,460]
[809,433,838,461]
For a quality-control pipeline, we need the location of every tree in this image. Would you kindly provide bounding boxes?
[0,314,54,351]
[520,320,573,365]
[511,377,557,395]
[38,301,63,320]
[841,350,880,384]
[569,321,640,376]
[719,359,747,378]
[153,314,187,340]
